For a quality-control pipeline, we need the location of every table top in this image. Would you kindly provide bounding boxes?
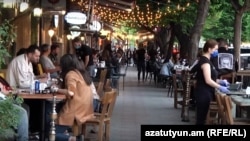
[19,93,66,100]
[227,89,246,95]
[237,71,250,76]
[231,95,250,106]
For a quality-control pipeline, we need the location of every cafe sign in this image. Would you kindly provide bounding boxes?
[65,12,87,25]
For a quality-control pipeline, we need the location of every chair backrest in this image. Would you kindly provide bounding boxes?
[104,79,112,92]
[99,69,107,83]
[220,72,235,83]
[96,82,104,98]
[172,74,177,92]
[37,63,44,75]
[223,95,234,125]
[100,89,117,118]
[215,92,227,124]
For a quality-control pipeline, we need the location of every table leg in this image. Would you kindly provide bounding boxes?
[40,100,45,141]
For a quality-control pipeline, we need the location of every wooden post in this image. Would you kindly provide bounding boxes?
[182,71,191,122]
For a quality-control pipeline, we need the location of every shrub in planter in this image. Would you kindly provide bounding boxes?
[0,93,24,140]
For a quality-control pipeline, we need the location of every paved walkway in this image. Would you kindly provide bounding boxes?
[109,66,195,141]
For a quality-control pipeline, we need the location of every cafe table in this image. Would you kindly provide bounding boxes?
[18,91,66,141]
[226,90,250,118]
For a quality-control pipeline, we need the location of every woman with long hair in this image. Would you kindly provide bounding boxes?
[51,54,94,141]
[194,39,229,125]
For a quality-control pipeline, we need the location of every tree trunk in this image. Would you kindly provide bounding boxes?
[231,0,250,61]
[154,26,172,58]
[188,0,210,64]
[233,12,243,60]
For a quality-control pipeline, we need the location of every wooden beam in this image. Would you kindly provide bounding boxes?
[108,0,134,7]
[96,0,132,12]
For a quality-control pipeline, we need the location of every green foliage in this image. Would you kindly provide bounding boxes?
[0,93,23,137]
[0,20,16,68]
[202,1,234,41]
[242,13,250,42]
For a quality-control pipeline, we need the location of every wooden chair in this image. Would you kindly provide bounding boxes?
[104,79,112,92]
[172,74,184,108]
[95,69,108,97]
[96,82,105,98]
[214,92,227,124]
[220,72,236,83]
[206,101,219,125]
[99,69,108,84]
[81,89,118,141]
[118,65,128,90]
[222,95,250,125]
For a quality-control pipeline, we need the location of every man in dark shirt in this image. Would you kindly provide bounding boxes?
[136,43,146,81]
[49,43,60,66]
[211,38,235,79]
[72,37,95,77]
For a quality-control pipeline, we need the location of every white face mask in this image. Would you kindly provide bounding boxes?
[74,45,81,49]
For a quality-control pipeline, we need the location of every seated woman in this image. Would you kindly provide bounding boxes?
[0,76,29,141]
[49,54,94,141]
[159,58,174,77]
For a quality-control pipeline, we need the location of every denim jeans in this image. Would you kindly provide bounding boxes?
[93,99,101,113]
[55,125,70,141]
[14,104,29,141]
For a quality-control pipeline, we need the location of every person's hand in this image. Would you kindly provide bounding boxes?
[218,79,230,87]
[50,85,59,93]
[39,78,48,83]
[55,66,61,71]
[40,73,48,78]
[219,86,230,93]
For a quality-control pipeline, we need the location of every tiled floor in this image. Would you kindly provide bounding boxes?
[109,66,195,141]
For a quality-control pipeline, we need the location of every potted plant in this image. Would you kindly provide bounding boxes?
[0,93,24,140]
[0,19,19,140]
[0,19,16,69]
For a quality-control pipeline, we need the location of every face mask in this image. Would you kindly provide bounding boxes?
[211,50,218,58]
[74,45,81,49]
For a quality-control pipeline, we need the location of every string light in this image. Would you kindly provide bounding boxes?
[71,0,194,28]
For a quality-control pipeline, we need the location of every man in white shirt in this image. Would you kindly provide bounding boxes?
[6,44,46,88]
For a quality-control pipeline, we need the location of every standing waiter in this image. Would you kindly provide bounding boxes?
[72,37,95,77]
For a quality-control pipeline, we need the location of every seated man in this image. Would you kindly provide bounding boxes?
[6,44,47,88]
[0,76,29,141]
[40,44,61,79]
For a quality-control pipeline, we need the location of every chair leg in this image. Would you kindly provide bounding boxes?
[98,123,104,141]
[72,121,80,136]
[174,91,177,108]
[123,76,125,90]
[105,121,110,141]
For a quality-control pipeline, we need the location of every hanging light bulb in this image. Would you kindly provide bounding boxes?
[33,7,42,17]
[20,2,29,12]
[48,28,55,37]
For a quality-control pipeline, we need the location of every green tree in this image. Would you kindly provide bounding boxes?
[0,20,16,68]
[231,0,250,59]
